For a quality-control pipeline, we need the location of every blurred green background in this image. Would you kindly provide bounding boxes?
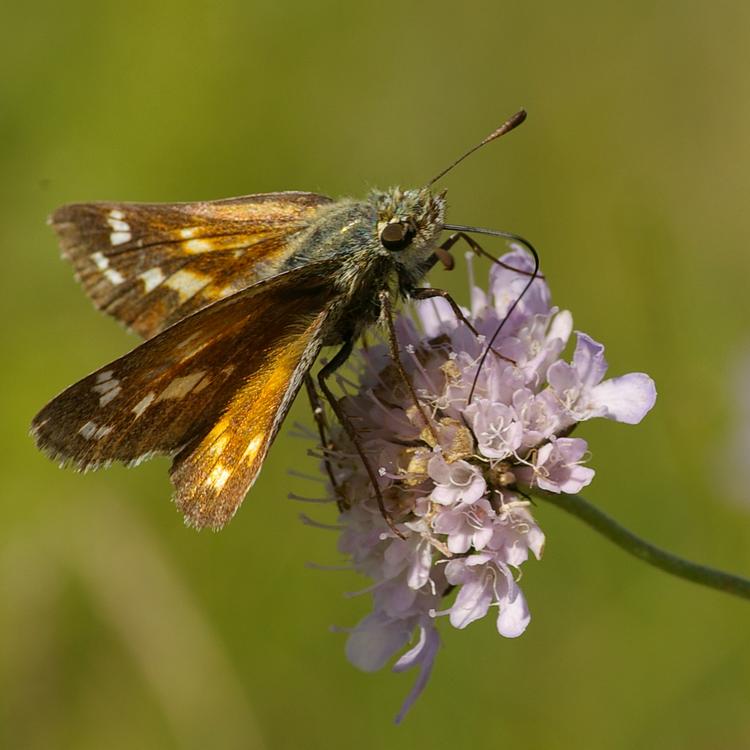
[2,1,750,748]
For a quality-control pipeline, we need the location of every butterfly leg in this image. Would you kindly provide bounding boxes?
[409,286,512,365]
[409,286,480,337]
[409,231,508,337]
[317,340,406,538]
[304,374,345,511]
[440,230,544,280]
[378,290,439,445]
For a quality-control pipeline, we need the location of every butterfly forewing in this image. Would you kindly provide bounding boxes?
[51,192,332,339]
[31,260,339,529]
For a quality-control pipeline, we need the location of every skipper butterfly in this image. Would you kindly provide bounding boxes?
[31,111,530,530]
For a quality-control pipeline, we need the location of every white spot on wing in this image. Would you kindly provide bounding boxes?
[93,375,122,406]
[92,250,124,282]
[139,267,165,293]
[93,378,119,394]
[98,387,121,407]
[107,211,132,246]
[184,238,214,253]
[91,252,109,270]
[79,421,97,439]
[132,392,156,418]
[78,421,113,440]
[179,227,197,239]
[109,231,132,246]
[105,268,125,284]
[193,374,211,393]
[108,218,130,233]
[243,433,265,463]
[165,269,211,303]
[206,463,231,491]
[156,371,207,401]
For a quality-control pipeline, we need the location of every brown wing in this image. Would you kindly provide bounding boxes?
[50,191,333,339]
[31,259,339,529]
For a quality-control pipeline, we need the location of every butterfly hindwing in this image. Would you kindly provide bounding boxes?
[31,259,339,529]
[51,191,333,339]
[169,315,326,529]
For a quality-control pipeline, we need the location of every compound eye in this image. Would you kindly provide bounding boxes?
[380,221,415,251]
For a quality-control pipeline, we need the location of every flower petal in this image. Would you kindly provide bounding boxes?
[449,574,493,629]
[548,309,573,350]
[590,373,657,424]
[573,332,608,388]
[414,295,456,337]
[393,623,441,724]
[497,588,531,638]
[346,613,414,672]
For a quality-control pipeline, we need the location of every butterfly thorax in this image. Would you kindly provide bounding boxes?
[282,186,446,345]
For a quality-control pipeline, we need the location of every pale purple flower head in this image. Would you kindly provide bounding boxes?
[310,247,656,722]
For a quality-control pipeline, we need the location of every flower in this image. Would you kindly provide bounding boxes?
[515,436,595,493]
[310,246,656,722]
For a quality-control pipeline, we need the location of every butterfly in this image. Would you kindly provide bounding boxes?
[31,111,530,531]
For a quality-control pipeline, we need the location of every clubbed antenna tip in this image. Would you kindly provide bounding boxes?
[428,109,527,187]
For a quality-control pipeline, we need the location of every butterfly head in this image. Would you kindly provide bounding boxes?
[372,186,447,274]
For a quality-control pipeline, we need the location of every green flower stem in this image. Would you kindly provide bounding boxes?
[532,491,750,602]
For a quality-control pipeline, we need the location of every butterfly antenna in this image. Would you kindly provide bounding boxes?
[427,109,527,187]
[441,223,540,404]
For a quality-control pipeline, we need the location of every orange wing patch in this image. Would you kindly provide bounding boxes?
[51,192,333,339]
[171,312,327,529]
